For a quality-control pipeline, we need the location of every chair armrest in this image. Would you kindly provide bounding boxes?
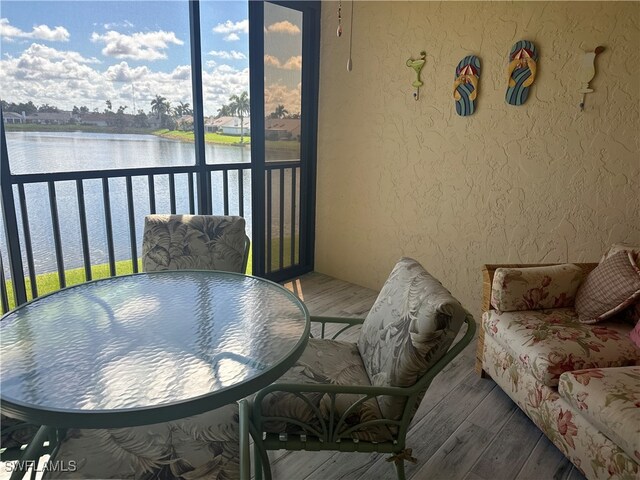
[309,315,365,340]
[252,316,475,442]
[254,316,475,414]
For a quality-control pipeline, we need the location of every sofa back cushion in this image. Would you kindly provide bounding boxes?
[575,251,640,324]
[357,257,467,420]
[491,264,584,312]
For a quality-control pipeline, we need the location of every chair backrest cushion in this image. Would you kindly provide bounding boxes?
[357,257,467,419]
[142,214,247,273]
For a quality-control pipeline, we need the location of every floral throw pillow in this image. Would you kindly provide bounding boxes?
[490,264,584,312]
[575,251,640,324]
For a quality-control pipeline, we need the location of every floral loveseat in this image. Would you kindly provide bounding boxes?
[475,249,640,480]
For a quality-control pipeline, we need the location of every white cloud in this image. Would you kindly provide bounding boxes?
[208,50,246,60]
[202,64,249,114]
[0,42,247,117]
[18,43,100,66]
[266,21,300,35]
[91,30,184,61]
[105,61,149,82]
[263,54,302,71]
[264,54,280,68]
[223,33,240,42]
[171,65,191,81]
[265,82,301,116]
[0,18,70,42]
[282,55,302,70]
[206,60,217,69]
[212,19,248,35]
[104,20,134,30]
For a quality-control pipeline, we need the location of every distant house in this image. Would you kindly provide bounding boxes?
[176,115,194,131]
[77,113,109,127]
[205,116,233,133]
[265,118,300,141]
[2,112,26,124]
[26,111,75,125]
[204,116,250,136]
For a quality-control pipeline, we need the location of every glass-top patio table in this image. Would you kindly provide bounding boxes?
[0,270,310,479]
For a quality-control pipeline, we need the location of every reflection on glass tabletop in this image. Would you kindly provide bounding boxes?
[0,271,308,415]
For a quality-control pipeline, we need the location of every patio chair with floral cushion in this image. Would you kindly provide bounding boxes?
[142,214,251,274]
[39,214,252,479]
[249,257,476,480]
[0,416,44,461]
[43,405,241,480]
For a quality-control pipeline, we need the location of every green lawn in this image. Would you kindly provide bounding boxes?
[152,129,251,145]
[3,238,308,311]
[3,236,300,312]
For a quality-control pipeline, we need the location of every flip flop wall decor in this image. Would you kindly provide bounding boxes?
[453,55,481,116]
[506,40,538,106]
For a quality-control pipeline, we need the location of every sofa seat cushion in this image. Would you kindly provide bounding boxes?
[257,338,392,442]
[483,309,639,387]
[558,366,640,463]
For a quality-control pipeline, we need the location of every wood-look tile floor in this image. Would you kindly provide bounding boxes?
[265,272,587,480]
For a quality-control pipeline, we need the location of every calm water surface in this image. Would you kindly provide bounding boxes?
[1,131,256,278]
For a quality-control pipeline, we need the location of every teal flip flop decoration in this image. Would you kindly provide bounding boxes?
[506,40,538,106]
[453,55,481,116]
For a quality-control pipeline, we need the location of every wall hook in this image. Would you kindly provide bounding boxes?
[578,46,605,111]
[406,51,426,101]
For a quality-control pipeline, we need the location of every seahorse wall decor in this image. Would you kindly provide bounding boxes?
[406,51,426,101]
[506,40,539,106]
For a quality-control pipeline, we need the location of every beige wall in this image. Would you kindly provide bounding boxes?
[315,1,640,316]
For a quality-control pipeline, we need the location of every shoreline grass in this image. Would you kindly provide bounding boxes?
[5,124,300,151]
[152,129,251,146]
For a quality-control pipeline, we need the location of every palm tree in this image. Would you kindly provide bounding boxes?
[151,95,173,128]
[228,91,250,144]
[150,95,170,119]
[270,104,288,119]
[174,101,192,117]
[216,104,233,118]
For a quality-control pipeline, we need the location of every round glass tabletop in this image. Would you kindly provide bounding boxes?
[0,271,309,428]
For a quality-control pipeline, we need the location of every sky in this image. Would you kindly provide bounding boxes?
[0,0,302,117]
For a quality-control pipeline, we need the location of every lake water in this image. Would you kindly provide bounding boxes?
[1,131,260,279]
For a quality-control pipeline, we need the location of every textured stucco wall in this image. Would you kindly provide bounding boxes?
[315,1,640,316]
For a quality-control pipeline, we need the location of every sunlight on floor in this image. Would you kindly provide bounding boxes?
[282,278,304,301]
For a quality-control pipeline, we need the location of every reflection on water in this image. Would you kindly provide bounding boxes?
[6,131,250,174]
